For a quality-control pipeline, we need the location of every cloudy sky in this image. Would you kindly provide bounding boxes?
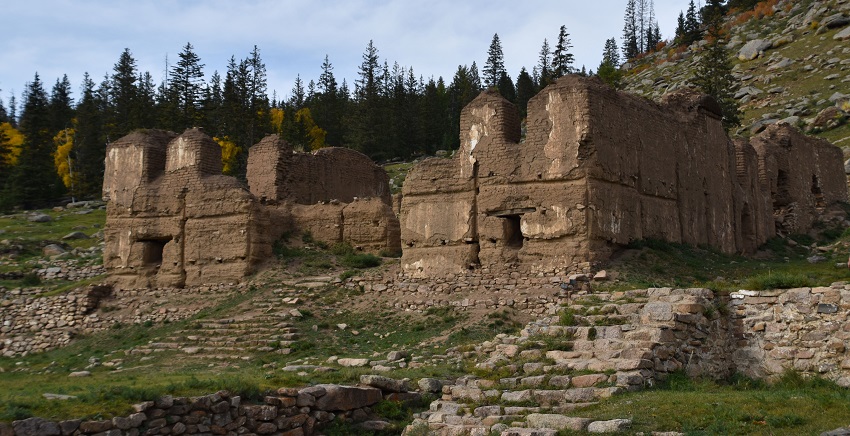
[2,0,685,106]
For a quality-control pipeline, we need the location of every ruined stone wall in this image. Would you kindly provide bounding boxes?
[102,130,174,208]
[401,76,847,277]
[104,129,270,289]
[248,140,391,206]
[246,135,292,202]
[246,136,400,254]
[750,124,848,234]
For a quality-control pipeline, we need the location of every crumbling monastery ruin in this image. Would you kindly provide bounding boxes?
[102,76,847,286]
[400,76,847,277]
[102,129,399,288]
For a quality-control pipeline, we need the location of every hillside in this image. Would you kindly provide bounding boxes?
[621,0,850,147]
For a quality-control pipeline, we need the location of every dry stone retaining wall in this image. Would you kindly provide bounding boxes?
[1,379,416,436]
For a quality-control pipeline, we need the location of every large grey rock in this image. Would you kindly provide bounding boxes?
[835,26,850,40]
[360,374,410,393]
[822,13,850,29]
[337,357,370,367]
[418,377,443,393]
[13,418,61,436]
[735,86,763,99]
[738,39,772,61]
[526,414,592,431]
[587,418,632,433]
[42,244,66,256]
[28,213,52,223]
[314,384,382,411]
[62,231,89,240]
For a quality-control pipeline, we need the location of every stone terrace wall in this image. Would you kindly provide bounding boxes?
[731,285,850,383]
[1,378,418,436]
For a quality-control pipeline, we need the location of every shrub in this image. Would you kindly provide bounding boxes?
[558,308,577,326]
[341,253,382,269]
[330,242,355,256]
[744,271,813,290]
[21,272,41,286]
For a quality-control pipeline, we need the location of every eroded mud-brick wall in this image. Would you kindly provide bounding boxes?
[247,137,400,252]
[104,129,270,289]
[401,76,847,277]
[750,123,847,234]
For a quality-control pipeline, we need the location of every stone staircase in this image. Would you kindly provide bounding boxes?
[407,289,710,435]
[124,282,321,361]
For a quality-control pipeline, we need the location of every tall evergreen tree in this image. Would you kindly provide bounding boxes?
[74,73,107,197]
[110,48,140,137]
[693,0,740,130]
[497,71,516,103]
[313,55,346,146]
[483,33,506,89]
[349,40,385,158]
[553,25,575,78]
[598,38,624,89]
[622,0,639,60]
[7,74,64,207]
[537,39,552,88]
[515,68,536,117]
[469,61,482,92]
[49,75,74,134]
[684,0,702,45]
[168,42,205,129]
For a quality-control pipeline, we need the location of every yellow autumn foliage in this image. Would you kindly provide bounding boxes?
[294,108,327,151]
[53,127,77,189]
[214,136,241,175]
[0,122,24,165]
[270,107,284,134]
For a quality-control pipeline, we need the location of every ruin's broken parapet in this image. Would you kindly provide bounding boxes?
[400,76,847,277]
[103,130,400,288]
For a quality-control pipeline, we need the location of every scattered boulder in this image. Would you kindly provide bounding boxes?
[360,374,410,393]
[738,39,772,61]
[68,371,91,377]
[418,378,443,393]
[62,231,89,240]
[835,26,850,40]
[587,418,632,433]
[821,13,850,29]
[337,358,370,367]
[28,213,52,223]
[42,244,67,256]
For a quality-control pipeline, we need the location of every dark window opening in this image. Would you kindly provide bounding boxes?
[502,215,524,248]
[140,239,169,267]
[811,175,825,208]
[773,169,791,208]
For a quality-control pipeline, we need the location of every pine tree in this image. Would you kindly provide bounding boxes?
[675,12,686,44]
[684,0,702,45]
[598,38,624,89]
[515,68,535,117]
[313,55,345,146]
[537,39,552,88]
[7,74,64,207]
[469,61,482,91]
[622,0,639,60]
[693,0,740,131]
[49,75,74,134]
[553,25,575,78]
[497,71,516,103]
[74,73,107,197]
[349,40,385,158]
[483,34,506,89]
[110,48,140,137]
[169,42,206,129]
